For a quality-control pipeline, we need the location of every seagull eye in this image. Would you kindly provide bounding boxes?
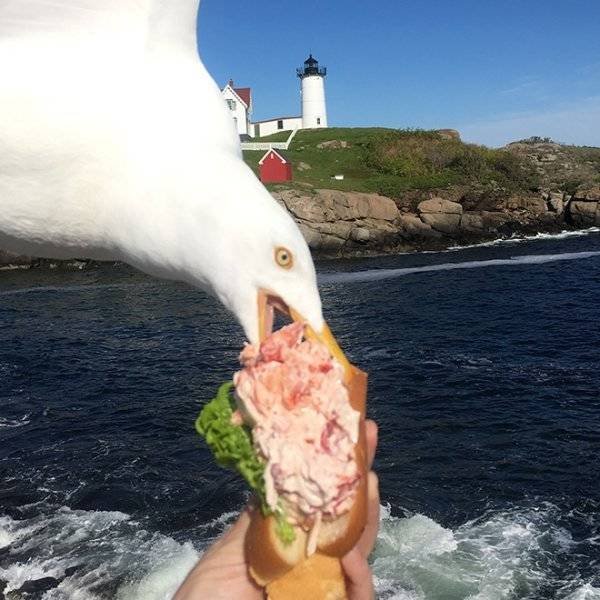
[275,247,294,269]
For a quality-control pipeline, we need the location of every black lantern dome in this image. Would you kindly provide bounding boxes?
[297,54,327,78]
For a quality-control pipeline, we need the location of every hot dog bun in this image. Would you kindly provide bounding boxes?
[245,366,368,599]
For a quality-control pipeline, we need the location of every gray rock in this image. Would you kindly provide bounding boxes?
[435,129,461,140]
[417,197,463,215]
[350,227,370,243]
[316,140,350,149]
[420,212,462,234]
[460,212,484,231]
[297,222,346,251]
[481,211,512,231]
[315,221,354,239]
[297,222,323,249]
[569,200,599,226]
[547,192,564,214]
[506,196,547,215]
[273,189,403,254]
[313,189,399,222]
[396,214,440,237]
[573,187,600,202]
[297,161,312,171]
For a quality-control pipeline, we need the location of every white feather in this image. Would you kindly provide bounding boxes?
[0,1,324,342]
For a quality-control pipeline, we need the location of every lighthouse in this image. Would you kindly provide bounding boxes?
[297,54,328,129]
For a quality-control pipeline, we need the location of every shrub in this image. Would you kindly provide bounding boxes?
[364,130,465,179]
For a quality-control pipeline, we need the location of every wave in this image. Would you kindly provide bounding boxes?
[563,584,600,600]
[319,250,600,285]
[0,507,198,600]
[447,227,600,251]
[0,281,156,299]
[372,502,583,599]
[0,414,31,429]
[1,501,598,599]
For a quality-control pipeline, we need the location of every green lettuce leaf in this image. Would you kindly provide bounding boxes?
[195,382,295,544]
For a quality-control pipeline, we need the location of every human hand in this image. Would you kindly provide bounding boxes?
[173,419,380,600]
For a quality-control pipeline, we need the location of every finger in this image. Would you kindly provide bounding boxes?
[365,419,378,471]
[356,472,380,558]
[341,547,375,600]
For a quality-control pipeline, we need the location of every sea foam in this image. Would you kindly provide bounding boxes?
[563,584,600,600]
[0,507,199,599]
[371,502,584,600]
[0,502,596,599]
[447,227,600,251]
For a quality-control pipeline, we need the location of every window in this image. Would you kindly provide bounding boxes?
[317,117,321,125]
[226,99,236,111]
[277,119,284,130]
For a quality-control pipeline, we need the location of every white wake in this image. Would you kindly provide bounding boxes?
[319,251,600,285]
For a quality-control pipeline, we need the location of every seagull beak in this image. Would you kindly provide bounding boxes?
[257,289,352,381]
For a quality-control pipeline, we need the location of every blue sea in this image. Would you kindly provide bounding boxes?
[1,229,599,599]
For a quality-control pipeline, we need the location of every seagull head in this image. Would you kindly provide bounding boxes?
[168,151,350,374]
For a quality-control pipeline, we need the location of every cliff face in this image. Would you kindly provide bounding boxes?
[273,186,600,257]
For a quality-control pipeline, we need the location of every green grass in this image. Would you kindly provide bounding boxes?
[243,127,541,198]
[252,131,293,142]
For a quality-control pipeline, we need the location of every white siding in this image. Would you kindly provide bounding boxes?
[221,87,249,136]
[254,117,302,138]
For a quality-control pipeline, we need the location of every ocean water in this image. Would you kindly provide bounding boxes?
[1,229,599,599]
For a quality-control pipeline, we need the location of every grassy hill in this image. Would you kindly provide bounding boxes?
[244,128,600,200]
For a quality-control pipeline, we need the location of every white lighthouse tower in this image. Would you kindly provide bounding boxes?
[297,54,328,129]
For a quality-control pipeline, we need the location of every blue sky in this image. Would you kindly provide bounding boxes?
[198,1,600,147]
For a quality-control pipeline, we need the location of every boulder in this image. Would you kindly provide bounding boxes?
[297,222,346,251]
[569,200,599,226]
[313,221,354,239]
[273,189,401,254]
[505,195,547,215]
[417,197,463,215]
[435,129,461,140]
[350,227,370,243]
[547,192,564,214]
[297,222,323,249]
[276,190,334,222]
[316,140,350,149]
[396,214,440,237]
[573,187,600,202]
[313,189,399,222]
[420,212,461,234]
[481,211,512,231]
[297,161,311,171]
[460,212,484,232]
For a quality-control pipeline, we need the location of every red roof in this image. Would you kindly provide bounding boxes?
[233,87,251,108]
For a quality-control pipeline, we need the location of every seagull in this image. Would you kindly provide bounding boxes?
[0,1,349,367]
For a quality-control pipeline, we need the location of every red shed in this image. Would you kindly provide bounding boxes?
[258,148,293,183]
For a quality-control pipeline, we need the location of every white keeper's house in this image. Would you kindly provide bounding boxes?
[222,54,328,139]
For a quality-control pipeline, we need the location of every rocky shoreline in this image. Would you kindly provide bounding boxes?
[272,185,600,258]
[1,185,599,269]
